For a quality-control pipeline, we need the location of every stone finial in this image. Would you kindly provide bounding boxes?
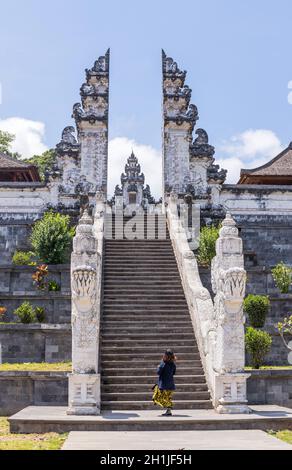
[56,126,80,157]
[73,209,97,255]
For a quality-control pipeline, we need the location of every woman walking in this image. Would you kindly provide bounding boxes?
[152,349,176,416]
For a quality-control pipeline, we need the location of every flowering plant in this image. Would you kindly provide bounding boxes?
[32,265,49,291]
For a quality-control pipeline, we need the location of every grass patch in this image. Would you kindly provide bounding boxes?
[0,418,67,450]
[0,362,71,372]
[268,430,292,445]
[245,366,292,370]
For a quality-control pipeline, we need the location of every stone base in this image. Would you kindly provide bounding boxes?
[8,405,292,434]
[67,373,100,416]
[216,404,252,414]
[67,405,100,416]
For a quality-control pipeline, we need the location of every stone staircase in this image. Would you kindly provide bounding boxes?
[100,214,212,410]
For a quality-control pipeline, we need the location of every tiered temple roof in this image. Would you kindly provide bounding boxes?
[0,153,40,182]
[238,143,292,185]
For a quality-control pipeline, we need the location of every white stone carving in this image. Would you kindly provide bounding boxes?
[67,201,104,416]
[167,197,250,414]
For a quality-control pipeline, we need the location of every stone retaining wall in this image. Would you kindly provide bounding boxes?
[0,265,71,323]
[199,266,292,366]
[0,371,68,416]
[0,369,291,416]
[0,324,71,363]
[247,369,292,408]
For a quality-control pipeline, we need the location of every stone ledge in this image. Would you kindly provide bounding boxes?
[0,293,70,299]
[0,371,68,379]
[0,323,71,331]
[249,369,292,378]
[0,264,70,272]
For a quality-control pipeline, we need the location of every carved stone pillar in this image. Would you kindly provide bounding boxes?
[211,213,250,413]
[67,209,101,415]
[73,50,110,198]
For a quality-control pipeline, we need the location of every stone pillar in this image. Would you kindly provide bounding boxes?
[67,209,101,415]
[162,51,227,209]
[211,213,250,413]
[73,50,110,197]
[162,50,198,195]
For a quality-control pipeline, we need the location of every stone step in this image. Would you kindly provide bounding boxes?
[103,342,197,357]
[101,367,204,376]
[102,375,206,385]
[101,330,194,337]
[101,360,202,369]
[105,238,172,244]
[101,353,199,361]
[104,252,174,256]
[102,391,211,402]
[101,400,213,410]
[103,305,188,311]
[101,339,197,347]
[102,313,191,318]
[103,280,182,285]
[102,321,193,327]
[101,383,208,393]
[103,293,185,299]
[104,266,178,270]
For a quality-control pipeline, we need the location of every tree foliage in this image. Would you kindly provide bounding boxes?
[271,262,292,294]
[243,294,270,328]
[30,212,75,265]
[0,130,15,154]
[23,149,56,180]
[197,224,221,266]
[245,327,272,369]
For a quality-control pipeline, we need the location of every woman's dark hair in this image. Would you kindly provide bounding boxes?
[164,349,176,362]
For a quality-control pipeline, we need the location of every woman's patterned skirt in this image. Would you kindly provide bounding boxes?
[152,385,174,409]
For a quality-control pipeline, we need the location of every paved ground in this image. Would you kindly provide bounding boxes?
[10,404,292,424]
[9,405,292,433]
[62,430,292,450]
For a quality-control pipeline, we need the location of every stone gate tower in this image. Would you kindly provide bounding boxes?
[162,50,226,203]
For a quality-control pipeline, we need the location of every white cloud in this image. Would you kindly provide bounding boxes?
[108,137,161,199]
[0,117,48,157]
[218,129,284,183]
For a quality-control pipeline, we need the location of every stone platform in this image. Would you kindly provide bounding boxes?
[9,405,292,434]
[62,430,292,450]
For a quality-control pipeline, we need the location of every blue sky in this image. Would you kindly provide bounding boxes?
[1,0,292,195]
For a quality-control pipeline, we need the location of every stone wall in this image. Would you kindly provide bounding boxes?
[0,324,71,363]
[199,266,292,366]
[0,371,68,416]
[0,369,291,416]
[247,370,292,408]
[0,265,71,324]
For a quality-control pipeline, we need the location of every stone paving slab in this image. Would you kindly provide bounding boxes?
[62,430,292,450]
[9,405,292,433]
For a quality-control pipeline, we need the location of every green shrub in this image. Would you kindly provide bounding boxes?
[48,280,61,292]
[35,307,46,323]
[197,225,221,266]
[245,327,272,369]
[12,251,35,266]
[243,294,270,328]
[271,262,292,294]
[30,212,75,264]
[14,302,36,324]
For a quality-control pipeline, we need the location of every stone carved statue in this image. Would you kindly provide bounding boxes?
[211,213,250,413]
[67,208,101,415]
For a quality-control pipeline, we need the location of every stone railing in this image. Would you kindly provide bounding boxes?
[67,194,105,416]
[166,194,250,413]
